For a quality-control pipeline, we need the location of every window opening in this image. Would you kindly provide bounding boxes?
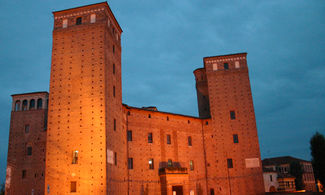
[72,150,78,164]
[167,134,171,144]
[149,158,154,169]
[148,133,153,143]
[76,17,82,25]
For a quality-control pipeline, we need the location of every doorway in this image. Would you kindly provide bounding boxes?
[172,186,183,195]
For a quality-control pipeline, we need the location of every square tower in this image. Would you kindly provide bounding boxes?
[46,2,125,194]
[5,92,48,195]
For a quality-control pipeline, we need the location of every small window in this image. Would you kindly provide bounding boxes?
[37,98,43,109]
[25,125,30,133]
[113,119,116,131]
[29,99,35,110]
[188,136,192,146]
[114,152,117,165]
[167,159,172,167]
[230,111,236,120]
[70,181,77,192]
[235,61,240,68]
[233,134,239,143]
[76,17,82,25]
[15,100,21,111]
[149,158,154,169]
[270,175,273,182]
[210,188,215,195]
[113,86,115,97]
[148,133,153,143]
[90,14,96,23]
[113,64,115,74]
[227,158,233,168]
[189,160,194,170]
[224,63,229,70]
[127,111,130,116]
[22,100,28,111]
[167,116,169,121]
[27,147,32,156]
[127,130,132,141]
[22,170,26,179]
[167,134,171,144]
[113,45,115,53]
[148,114,151,118]
[72,150,78,164]
[62,19,68,28]
[128,158,133,169]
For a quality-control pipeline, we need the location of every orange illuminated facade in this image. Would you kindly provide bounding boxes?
[5,2,265,195]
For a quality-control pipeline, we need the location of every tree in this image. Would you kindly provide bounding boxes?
[310,132,325,188]
[290,161,304,190]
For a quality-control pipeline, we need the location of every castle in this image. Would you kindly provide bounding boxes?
[5,2,265,195]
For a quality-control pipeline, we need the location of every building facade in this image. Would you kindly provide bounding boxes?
[262,156,317,192]
[5,2,264,195]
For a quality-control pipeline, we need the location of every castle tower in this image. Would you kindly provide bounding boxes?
[194,53,265,195]
[45,2,126,194]
[193,68,210,118]
[5,92,48,195]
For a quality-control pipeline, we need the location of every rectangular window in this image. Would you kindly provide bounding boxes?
[189,160,194,170]
[227,158,233,168]
[213,63,218,71]
[113,86,115,97]
[188,136,192,146]
[149,158,154,169]
[148,133,153,143]
[224,63,229,70]
[90,14,96,23]
[270,175,273,181]
[114,119,116,131]
[114,152,117,165]
[167,134,171,144]
[210,188,215,195]
[128,158,133,169]
[76,17,82,25]
[233,134,239,143]
[27,147,32,156]
[168,159,172,167]
[230,111,236,120]
[25,124,30,133]
[63,19,68,28]
[72,150,78,164]
[22,170,26,179]
[70,181,77,192]
[235,61,240,68]
[127,130,132,141]
[113,64,115,74]
[113,45,115,53]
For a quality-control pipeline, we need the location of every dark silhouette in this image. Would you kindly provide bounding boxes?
[310,132,325,188]
[289,161,304,190]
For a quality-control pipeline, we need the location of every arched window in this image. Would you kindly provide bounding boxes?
[37,98,43,109]
[15,100,21,111]
[29,99,35,110]
[22,100,28,111]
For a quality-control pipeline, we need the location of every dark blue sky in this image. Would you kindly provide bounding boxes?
[0,0,324,183]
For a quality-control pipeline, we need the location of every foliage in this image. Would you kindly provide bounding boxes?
[310,132,325,187]
[290,161,304,190]
[0,182,4,195]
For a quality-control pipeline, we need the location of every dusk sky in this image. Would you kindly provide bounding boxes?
[0,0,324,183]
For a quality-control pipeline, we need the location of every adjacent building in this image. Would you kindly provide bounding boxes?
[262,156,316,192]
[6,2,265,195]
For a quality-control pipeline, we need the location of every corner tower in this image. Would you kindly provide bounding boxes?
[46,2,125,194]
[195,53,265,195]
